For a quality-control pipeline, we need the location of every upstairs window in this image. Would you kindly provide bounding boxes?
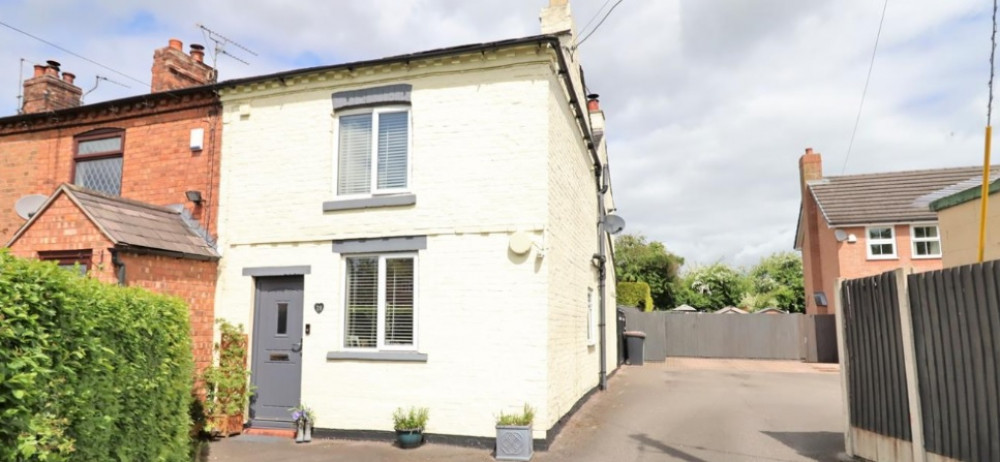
[75,130,124,196]
[911,225,942,258]
[866,226,897,259]
[337,108,409,196]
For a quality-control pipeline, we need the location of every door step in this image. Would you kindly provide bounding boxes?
[243,427,295,439]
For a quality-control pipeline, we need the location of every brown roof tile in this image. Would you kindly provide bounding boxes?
[809,165,1000,226]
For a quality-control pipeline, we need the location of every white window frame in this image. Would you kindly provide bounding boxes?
[587,288,596,346]
[341,253,419,351]
[332,106,412,198]
[910,223,942,259]
[866,225,898,260]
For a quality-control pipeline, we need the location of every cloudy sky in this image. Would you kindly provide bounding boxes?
[0,0,993,268]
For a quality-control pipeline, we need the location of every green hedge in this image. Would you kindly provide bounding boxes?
[617,281,654,311]
[0,251,194,461]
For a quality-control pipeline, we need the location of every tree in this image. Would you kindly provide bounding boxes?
[613,233,684,309]
[674,263,749,310]
[747,252,805,313]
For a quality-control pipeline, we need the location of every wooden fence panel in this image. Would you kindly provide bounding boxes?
[909,262,1000,461]
[841,271,911,441]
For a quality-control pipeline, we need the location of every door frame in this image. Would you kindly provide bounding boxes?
[249,275,305,428]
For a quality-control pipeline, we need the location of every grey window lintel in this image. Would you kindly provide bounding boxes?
[323,193,416,212]
[242,265,312,277]
[332,235,427,254]
[326,351,428,362]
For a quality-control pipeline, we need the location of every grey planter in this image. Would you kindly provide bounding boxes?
[495,425,533,461]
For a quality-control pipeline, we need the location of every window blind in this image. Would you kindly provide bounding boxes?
[345,257,378,348]
[384,258,414,345]
[377,111,408,190]
[338,114,373,195]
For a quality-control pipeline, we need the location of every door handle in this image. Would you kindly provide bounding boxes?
[291,342,302,353]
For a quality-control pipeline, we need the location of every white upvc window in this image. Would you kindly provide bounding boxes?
[343,254,417,350]
[587,288,596,346]
[911,224,942,258]
[336,107,411,196]
[866,226,897,260]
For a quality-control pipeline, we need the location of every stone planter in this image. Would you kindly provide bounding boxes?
[496,425,533,461]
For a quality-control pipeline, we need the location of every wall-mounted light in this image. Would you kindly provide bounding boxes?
[185,190,203,205]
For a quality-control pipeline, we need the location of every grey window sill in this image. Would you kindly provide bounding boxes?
[322,193,416,212]
[326,351,428,362]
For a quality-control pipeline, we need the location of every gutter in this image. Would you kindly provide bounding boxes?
[545,37,610,390]
[114,244,220,262]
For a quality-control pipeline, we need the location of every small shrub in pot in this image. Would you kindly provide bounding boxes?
[392,407,429,449]
[495,404,534,461]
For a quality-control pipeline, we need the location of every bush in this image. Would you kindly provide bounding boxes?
[202,321,252,435]
[0,251,194,461]
[617,281,654,311]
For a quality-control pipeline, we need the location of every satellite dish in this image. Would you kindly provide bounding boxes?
[834,229,848,242]
[509,231,533,255]
[603,214,626,234]
[15,194,47,220]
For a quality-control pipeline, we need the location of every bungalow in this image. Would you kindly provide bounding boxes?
[212,0,618,447]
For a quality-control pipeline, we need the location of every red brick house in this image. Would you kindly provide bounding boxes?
[794,148,996,315]
[0,39,220,371]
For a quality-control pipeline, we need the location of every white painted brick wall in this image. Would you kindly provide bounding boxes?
[214,49,615,440]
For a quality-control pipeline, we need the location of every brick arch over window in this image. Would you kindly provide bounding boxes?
[73,128,125,196]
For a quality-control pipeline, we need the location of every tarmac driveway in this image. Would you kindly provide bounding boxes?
[209,359,844,462]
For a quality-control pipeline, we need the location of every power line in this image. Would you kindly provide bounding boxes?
[0,20,149,88]
[579,0,613,38]
[988,0,997,126]
[575,0,626,49]
[841,0,889,174]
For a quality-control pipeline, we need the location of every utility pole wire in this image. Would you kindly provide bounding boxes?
[988,0,997,126]
[575,0,626,49]
[841,0,889,174]
[0,20,150,88]
[579,0,613,39]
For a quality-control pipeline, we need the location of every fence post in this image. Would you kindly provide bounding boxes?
[833,278,853,458]
[893,267,926,462]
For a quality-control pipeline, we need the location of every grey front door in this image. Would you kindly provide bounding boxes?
[250,276,304,428]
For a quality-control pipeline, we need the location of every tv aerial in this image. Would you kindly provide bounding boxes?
[196,23,257,74]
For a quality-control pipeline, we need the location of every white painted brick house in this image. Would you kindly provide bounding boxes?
[213,0,618,446]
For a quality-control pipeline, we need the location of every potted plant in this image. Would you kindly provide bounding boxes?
[495,404,535,461]
[392,406,429,449]
[290,404,315,443]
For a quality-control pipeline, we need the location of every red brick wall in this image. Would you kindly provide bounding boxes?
[122,253,217,374]
[0,95,221,243]
[7,193,118,285]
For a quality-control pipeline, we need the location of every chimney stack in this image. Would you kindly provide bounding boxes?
[799,147,823,188]
[21,60,83,114]
[151,38,215,93]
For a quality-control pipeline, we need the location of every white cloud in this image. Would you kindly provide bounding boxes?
[0,0,993,268]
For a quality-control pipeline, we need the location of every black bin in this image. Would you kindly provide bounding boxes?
[624,331,646,365]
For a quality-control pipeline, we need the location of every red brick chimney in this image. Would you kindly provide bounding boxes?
[151,39,215,93]
[21,60,83,114]
[799,147,823,190]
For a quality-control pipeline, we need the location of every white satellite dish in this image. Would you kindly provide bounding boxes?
[14,194,47,220]
[603,214,626,234]
[509,231,533,255]
[834,229,849,242]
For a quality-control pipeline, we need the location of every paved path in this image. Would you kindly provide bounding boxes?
[208,359,844,461]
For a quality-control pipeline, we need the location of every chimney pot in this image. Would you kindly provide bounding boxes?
[805,147,814,155]
[44,66,58,77]
[46,60,61,71]
[587,93,600,112]
[169,38,183,50]
[32,64,45,77]
[62,72,75,84]
[190,43,205,63]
